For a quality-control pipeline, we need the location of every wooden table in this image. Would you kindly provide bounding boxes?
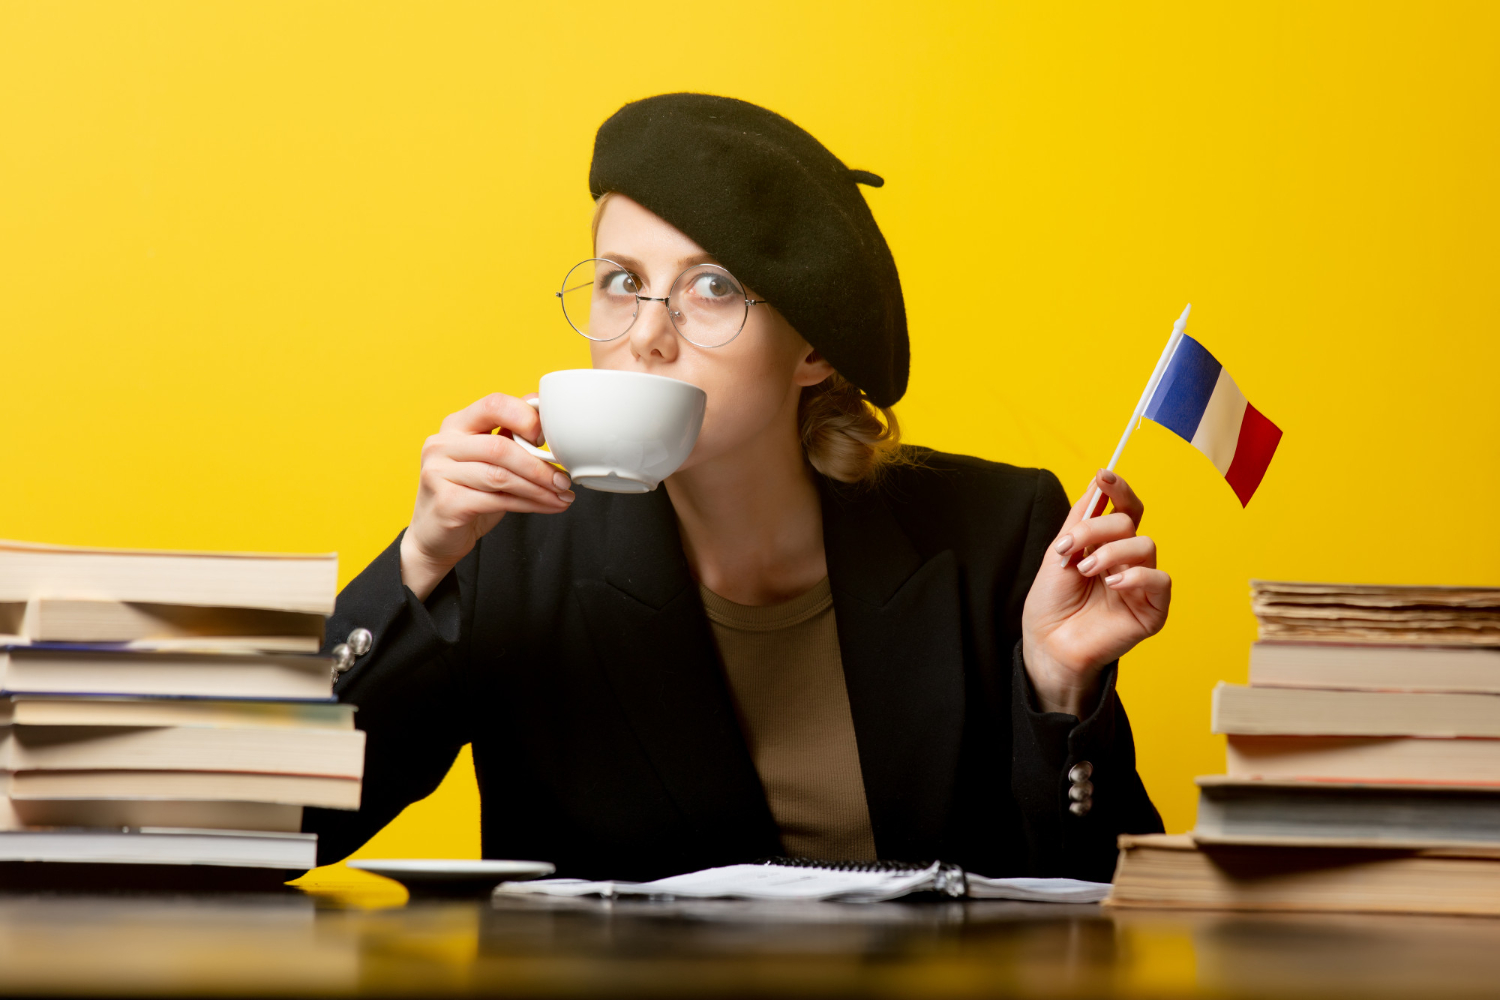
[1,876,1498,998]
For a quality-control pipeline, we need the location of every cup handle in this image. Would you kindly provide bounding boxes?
[515,398,565,468]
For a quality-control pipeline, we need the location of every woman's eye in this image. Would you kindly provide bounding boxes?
[691,273,737,300]
[601,271,640,296]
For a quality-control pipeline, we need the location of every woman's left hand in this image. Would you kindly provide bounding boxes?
[1021,470,1171,717]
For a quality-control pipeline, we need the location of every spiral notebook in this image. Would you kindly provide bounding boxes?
[494,857,1111,904]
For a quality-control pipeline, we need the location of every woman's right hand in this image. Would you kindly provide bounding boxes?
[399,393,574,601]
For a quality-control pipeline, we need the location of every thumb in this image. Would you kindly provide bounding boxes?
[1061,477,1107,531]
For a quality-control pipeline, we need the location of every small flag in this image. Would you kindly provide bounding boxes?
[1143,335,1282,506]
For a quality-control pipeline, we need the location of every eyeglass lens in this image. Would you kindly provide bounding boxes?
[559,259,749,348]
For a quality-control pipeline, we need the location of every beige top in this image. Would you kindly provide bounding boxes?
[699,578,878,860]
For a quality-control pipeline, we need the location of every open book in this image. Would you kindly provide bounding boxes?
[494,858,1111,904]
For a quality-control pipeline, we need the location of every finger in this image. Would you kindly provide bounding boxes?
[1076,535,1156,577]
[1060,480,1100,532]
[1103,566,1172,611]
[1052,511,1136,567]
[1086,489,1110,519]
[440,434,571,493]
[434,487,570,522]
[1059,473,1118,532]
[521,395,544,445]
[1093,469,1144,527]
[439,459,574,507]
[438,392,543,441]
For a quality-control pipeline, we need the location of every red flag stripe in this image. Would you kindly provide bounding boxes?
[1224,402,1282,506]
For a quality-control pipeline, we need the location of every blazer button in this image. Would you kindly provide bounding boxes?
[1069,800,1092,817]
[347,628,373,656]
[1069,781,1094,802]
[331,643,356,676]
[1068,761,1093,784]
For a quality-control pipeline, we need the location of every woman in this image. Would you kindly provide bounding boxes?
[309,94,1168,883]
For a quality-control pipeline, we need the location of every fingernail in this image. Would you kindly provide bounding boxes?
[1099,469,1118,485]
[553,472,570,490]
[558,490,576,503]
[1053,534,1073,555]
[1078,555,1097,574]
[1105,573,1124,586]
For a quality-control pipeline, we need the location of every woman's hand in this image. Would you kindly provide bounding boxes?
[1021,471,1171,717]
[399,393,574,601]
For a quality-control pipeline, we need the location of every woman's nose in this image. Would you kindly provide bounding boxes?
[627,297,679,363]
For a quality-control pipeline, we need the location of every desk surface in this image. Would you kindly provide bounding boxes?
[2,877,1499,998]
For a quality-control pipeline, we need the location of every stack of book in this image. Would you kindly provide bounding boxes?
[1110,580,1500,915]
[0,539,363,884]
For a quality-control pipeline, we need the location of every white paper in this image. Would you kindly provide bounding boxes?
[964,875,1112,903]
[496,862,942,903]
[496,863,1112,904]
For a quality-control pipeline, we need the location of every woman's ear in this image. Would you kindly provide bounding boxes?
[793,346,837,388]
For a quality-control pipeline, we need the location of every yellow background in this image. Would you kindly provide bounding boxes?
[1,1,1496,872]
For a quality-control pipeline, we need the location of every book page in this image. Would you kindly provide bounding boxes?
[964,875,1112,902]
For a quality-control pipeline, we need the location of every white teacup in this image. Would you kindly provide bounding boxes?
[515,369,707,494]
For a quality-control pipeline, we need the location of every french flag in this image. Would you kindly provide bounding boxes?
[1143,335,1282,506]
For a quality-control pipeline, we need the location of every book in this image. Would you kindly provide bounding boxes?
[1193,776,1500,849]
[1249,641,1500,694]
[0,725,365,778]
[1226,735,1500,784]
[4,768,360,809]
[1211,682,1500,738]
[0,827,316,869]
[0,695,354,730]
[0,539,337,616]
[1108,833,1500,915]
[494,858,1112,903]
[0,646,334,700]
[1250,580,1500,646]
[1,795,301,833]
[0,598,324,651]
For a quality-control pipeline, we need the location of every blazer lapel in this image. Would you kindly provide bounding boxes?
[821,479,966,861]
[571,489,780,858]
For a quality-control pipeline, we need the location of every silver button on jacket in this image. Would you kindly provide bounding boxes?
[331,628,374,681]
[1067,760,1094,816]
[347,627,373,656]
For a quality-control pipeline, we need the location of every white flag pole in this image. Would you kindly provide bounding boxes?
[1078,304,1192,522]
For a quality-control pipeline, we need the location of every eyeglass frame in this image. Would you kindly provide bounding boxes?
[556,257,769,349]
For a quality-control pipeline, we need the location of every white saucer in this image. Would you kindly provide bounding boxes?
[348,858,555,893]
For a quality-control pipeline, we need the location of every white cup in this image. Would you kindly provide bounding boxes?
[515,369,707,494]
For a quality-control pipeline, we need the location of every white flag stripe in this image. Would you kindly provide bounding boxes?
[1190,368,1249,475]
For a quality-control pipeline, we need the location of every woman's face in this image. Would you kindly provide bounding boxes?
[588,194,831,472]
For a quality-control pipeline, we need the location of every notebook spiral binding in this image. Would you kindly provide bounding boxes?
[757,857,969,897]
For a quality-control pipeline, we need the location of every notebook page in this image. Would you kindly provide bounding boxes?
[639,862,940,901]
[497,862,941,903]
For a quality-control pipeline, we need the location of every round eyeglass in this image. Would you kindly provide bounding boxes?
[557,258,767,349]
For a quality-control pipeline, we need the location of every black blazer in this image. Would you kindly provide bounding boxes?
[306,450,1162,882]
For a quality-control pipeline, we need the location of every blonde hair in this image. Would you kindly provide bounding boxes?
[592,192,906,486]
[799,373,907,486]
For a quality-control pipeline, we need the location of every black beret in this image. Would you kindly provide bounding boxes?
[589,93,909,408]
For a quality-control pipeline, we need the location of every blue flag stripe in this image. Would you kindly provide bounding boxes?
[1143,334,1223,442]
